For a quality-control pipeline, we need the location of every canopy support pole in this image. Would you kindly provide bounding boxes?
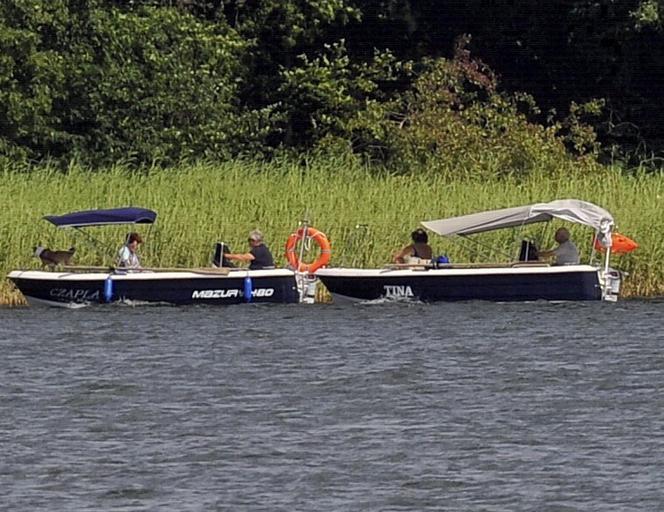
[455,235,514,262]
[73,227,113,265]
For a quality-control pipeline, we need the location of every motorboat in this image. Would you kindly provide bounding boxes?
[8,207,303,307]
[9,267,302,307]
[315,199,629,303]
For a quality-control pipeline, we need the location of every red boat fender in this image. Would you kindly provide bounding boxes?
[285,227,331,273]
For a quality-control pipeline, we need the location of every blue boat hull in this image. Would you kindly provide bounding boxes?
[8,269,300,307]
[315,265,604,302]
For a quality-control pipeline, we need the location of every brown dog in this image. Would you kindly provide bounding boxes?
[34,246,76,267]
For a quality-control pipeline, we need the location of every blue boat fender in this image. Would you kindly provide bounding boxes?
[244,275,253,303]
[104,275,114,303]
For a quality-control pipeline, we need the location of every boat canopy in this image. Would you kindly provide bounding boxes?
[44,207,157,228]
[421,199,614,237]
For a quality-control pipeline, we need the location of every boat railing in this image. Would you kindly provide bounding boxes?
[384,261,552,270]
[52,265,232,276]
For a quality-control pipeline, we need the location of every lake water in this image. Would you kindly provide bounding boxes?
[1,300,663,511]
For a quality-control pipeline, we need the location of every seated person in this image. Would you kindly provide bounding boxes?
[393,228,433,263]
[224,229,275,270]
[117,232,142,268]
[539,227,580,265]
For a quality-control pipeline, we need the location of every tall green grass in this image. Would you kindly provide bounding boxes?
[1,158,662,305]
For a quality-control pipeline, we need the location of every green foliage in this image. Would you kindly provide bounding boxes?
[277,42,407,150]
[270,33,607,177]
[334,39,601,177]
[64,6,249,165]
[1,0,659,169]
[631,0,662,30]
[231,0,359,49]
[0,1,69,161]
[557,99,605,157]
[0,1,274,166]
[227,0,362,148]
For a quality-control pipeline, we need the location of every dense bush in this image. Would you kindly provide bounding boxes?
[296,38,603,176]
[0,1,273,166]
[0,1,69,161]
[0,0,652,172]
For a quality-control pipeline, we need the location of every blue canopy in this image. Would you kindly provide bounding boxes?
[44,207,157,228]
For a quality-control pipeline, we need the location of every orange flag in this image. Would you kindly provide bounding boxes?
[594,233,638,254]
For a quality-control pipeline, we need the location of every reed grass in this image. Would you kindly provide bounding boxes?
[1,158,662,305]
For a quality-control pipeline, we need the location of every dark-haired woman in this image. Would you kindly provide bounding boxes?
[117,232,143,268]
[393,228,433,263]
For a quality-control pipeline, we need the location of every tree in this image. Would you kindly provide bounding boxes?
[0,1,258,165]
[0,0,69,160]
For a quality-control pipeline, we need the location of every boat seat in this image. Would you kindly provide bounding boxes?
[385,262,518,270]
[212,242,235,268]
[385,261,553,271]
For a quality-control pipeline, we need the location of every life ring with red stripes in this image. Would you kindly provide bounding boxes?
[285,227,331,273]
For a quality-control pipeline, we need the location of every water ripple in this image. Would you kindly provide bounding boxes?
[1,301,663,510]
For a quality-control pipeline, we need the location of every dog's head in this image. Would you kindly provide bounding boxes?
[33,246,45,258]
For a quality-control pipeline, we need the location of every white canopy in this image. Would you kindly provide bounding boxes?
[421,199,614,237]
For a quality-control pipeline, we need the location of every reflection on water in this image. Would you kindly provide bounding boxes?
[1,300,663,510]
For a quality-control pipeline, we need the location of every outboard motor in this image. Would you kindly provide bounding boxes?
[602,269,621,302]
[519,239,539,262]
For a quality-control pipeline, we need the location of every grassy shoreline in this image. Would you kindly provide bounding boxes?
[1,161,662,305]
